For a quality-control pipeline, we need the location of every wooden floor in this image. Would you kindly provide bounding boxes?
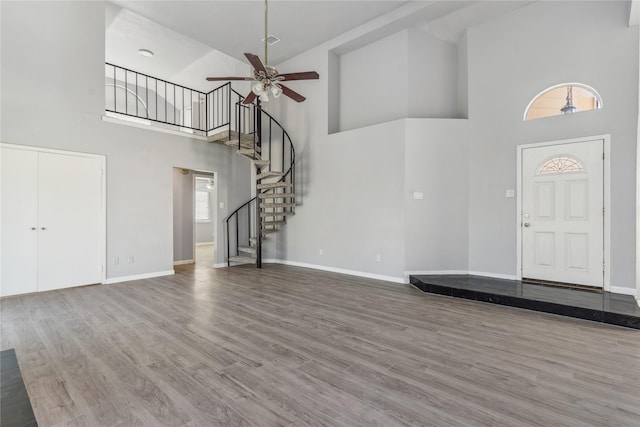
[2,263,639,427]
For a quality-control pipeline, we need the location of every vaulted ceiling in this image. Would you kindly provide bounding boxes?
[109,1,412,65]
[106,0,536,90]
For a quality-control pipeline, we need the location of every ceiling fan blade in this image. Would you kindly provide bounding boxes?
[242,91,257,105]
[280,84,306,103]
[245,52,267,74]
[206,76,255,81]
[277,71,319,81]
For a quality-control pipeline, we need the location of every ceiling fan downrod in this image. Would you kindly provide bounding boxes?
[264,0,268,66]
[205,0,319,104]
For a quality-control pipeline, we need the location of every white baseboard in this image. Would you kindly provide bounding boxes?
[263,259,406,284]
[173,259,194,266]
[104,270,175,284]
[214,262,228,268]
[196,242,214,246]
[609,285,637,296]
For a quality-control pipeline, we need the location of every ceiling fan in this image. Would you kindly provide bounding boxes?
[206,0,319,104]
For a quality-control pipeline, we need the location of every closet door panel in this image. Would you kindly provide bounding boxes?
[1,148,39,296]
[38,153,102,291]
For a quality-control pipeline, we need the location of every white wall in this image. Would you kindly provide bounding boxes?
[272,120,407,279]
[327,51,340,134]
[404,119,469,273]
[336,28,462,132]
[457,34,469,119]
[407,29,459,119]
[466,0,638,289]
[1,1,251,279]
[338,30,409,132]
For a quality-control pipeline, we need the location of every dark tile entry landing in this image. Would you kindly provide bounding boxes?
[1,348,38,427]
[409,275,640,329]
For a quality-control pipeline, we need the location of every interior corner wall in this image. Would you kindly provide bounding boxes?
[0,1,252,280]
[338,30,409,132]
[407,30,459,119]
[272,119,407,280]
[457,33,469,119]
[327,51,340,134]
[404,119,469,272]
[173,168,194,262]
[466,0,638,288]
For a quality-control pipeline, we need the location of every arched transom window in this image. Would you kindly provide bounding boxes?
[525,83,602,121]
[537,156,585,175]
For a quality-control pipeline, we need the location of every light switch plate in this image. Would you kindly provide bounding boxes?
[413,192,424,200]
[505,189,515,198]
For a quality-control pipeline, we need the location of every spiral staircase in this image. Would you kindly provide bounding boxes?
[104,63,294,268]
[209,88,296,267]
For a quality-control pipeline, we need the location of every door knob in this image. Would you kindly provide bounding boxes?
[31,227,36,230]
[41,227,46,230]
[523,222,530,228]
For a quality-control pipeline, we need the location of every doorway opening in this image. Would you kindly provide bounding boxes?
[172,167,217,268]
[516,135,611,291]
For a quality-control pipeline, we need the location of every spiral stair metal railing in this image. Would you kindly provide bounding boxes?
[216,90,295,267]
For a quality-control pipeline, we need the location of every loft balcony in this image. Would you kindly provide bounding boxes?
[104,63,252,139]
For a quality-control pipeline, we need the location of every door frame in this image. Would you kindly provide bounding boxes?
[192,171,217,265]
[516,134,611,290]
[0,142,107,285]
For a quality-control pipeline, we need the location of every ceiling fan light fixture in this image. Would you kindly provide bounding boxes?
[271,84,282,98]
[252,82,265,95]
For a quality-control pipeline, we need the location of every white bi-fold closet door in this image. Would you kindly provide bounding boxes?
[1,145,105,297]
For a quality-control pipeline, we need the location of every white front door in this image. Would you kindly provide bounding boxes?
[521,139,604,287]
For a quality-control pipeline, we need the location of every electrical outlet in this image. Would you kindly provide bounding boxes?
[319,249,323,255]
[113,257,119,265]
[376,254,381,262]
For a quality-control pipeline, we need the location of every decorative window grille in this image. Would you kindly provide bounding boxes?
[537,156,585,174]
